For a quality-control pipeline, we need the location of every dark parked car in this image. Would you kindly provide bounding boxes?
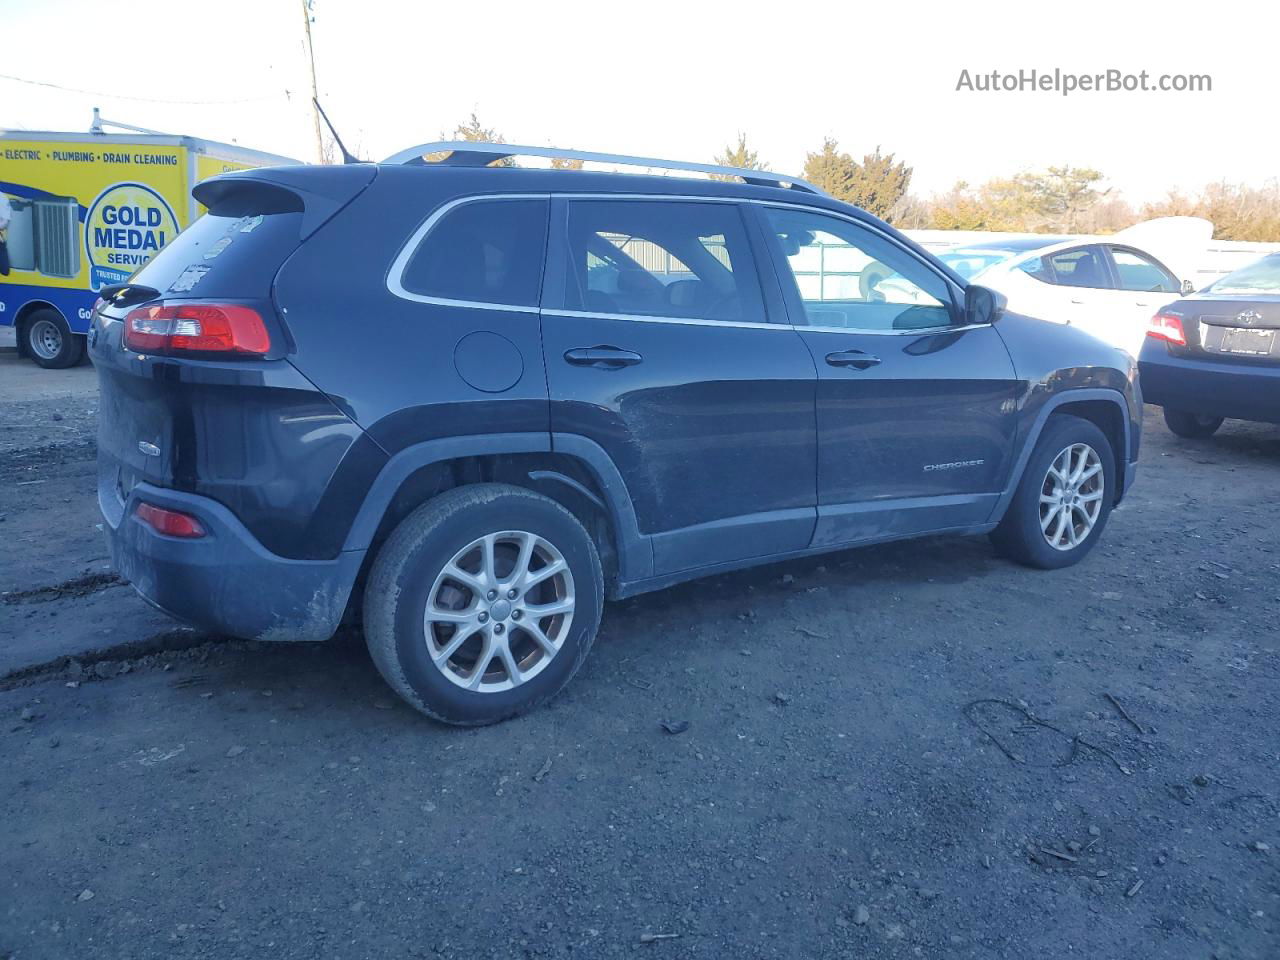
[90,144,1141,724]
[1140,252,1280,437]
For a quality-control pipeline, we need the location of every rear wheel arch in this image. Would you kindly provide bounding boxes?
[362,481,605,724]
[347,445,643,625]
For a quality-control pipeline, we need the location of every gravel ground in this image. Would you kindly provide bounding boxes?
[1,364,1277,960]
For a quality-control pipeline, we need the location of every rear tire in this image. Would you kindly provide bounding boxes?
[990,414,1115,570]
[24,309,84,369]
[363,483,603,725]
[1162,408,1223,439]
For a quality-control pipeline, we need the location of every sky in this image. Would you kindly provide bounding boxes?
[2,0,1276,204]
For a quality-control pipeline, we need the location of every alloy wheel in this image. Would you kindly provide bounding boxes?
[1039,443,1104,551]
[423,530,575,692]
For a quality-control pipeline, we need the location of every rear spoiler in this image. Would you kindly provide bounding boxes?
[193,164,377,240]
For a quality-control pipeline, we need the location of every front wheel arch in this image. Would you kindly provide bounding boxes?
[995,389,1133,523]
[991,413,1116,569]
[1044,398,1129,503]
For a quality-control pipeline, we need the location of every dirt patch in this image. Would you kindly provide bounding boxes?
[2,572,122,605]
[1,405,1277,959]
[0,630,250,689]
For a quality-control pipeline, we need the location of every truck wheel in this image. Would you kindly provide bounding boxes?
[363,483,603,725]
[1162,408,1223,439]
[24,309,84,369]
[990,414,1115,570]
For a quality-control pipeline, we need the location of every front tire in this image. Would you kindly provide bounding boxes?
[24,309,84,369]
[1162,408,1223,439]
[363,484,603,725]
[991,414,1115,570]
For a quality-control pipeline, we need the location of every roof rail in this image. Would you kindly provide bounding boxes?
[379,141,827,196]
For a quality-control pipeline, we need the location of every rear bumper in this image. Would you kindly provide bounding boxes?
[102,481,365,642]
[1139,343,1280,424]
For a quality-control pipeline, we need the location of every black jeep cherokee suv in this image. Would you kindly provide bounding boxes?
[91,144,1141,724]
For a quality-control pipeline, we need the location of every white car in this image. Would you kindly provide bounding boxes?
[936,237,1193,358]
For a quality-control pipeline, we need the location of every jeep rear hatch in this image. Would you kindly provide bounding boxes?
[91,164,384,561]
[104,165,376,305]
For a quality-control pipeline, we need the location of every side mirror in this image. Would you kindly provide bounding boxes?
[964,284,1007,326]
[1180,279,1195,296]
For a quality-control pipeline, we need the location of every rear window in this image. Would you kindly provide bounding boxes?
[938,248,1019,280]
[1207,253,1280,296]
[129,211,305,299]
[399,198,548,307]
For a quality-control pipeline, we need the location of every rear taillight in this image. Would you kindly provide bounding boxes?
[123,303,271,356]
[1147,312,1186,346]
[135,502,206,538]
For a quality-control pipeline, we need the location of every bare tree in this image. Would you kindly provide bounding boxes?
[1144,180,1280,241]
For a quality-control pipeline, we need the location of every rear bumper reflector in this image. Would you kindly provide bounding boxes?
[135,502,206,538]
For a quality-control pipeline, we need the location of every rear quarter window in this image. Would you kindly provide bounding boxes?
[129,211,305,299]
[397,198,548,307]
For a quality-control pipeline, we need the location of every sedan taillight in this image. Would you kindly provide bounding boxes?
[124,303,271,356]
[1147,312,1186,347]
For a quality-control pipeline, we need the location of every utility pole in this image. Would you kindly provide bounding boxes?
[300,0,324,163]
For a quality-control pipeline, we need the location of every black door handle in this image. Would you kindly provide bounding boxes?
[825,349,881,370]
[564,346,643,369]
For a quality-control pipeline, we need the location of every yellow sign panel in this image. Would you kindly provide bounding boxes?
[1,140,187,293]
[194,152,256,215]
[84,181,181,289]
[2,134,289,335]
[196,152,254,182]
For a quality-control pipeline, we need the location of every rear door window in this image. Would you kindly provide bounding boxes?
[1019,245,1113,289]
[561,200,767,324]
[399,198,548,307]
[1108,246,1178,292]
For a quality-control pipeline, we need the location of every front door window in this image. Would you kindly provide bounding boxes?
[761,207,955,331]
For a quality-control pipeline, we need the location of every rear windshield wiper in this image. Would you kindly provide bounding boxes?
[98,283,161,308]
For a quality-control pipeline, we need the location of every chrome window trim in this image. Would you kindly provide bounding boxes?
[385,191,973,336]
[542,308,784,331]
[798,321,991,336]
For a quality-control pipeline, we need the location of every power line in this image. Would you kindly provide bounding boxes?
[0,72,281,106]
